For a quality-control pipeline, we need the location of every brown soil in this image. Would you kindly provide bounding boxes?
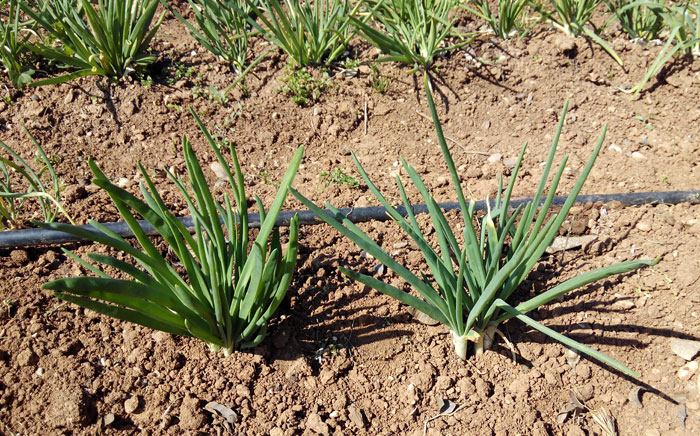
[1,4,700,436]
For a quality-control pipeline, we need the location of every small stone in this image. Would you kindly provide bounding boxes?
[305,412,329,436]
[487,153,502,164]
[435,176,449,187]
[631,151,646,159]
[608,144,622,153]
[210,162,227,179]
[103,413,115,426]
[503,157,518,169]
[677,361,698,380]
[636,222,651,232]
[270,428,285,436]
[644,429,660,436]
[117,178,129,188]
[613,299,636,310]
[124,395,139,414]
[64,90,75,104]
[687,401,700,411]
[151,331,169,343]
[482,120,490,129]
[670,339,700,361]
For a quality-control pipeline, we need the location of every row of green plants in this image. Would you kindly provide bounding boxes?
[1,73,652,375]
[1,0,699,97]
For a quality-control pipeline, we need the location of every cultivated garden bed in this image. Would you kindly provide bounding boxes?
[1,1,699,435]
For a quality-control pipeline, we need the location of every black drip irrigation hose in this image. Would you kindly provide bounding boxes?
[1,190,698,250]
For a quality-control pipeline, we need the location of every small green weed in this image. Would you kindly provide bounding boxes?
[319,167,359,190]
[370,64,391,94]
[280,67,331,107]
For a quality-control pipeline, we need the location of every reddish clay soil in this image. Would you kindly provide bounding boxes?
[1,4,700,436]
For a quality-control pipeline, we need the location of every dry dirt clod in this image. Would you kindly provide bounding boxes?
[670,339,700,361]
[15,349,38,367]
[179,394,206,431]
[347,405,366,430]
[305,412,330,436]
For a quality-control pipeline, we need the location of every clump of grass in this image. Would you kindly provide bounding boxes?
[319,167,360,190]
[279,66,331,106]
[369,63,391,94]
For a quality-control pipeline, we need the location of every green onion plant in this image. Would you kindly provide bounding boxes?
[248,0,357,68]
[0,0,35,88]
[165,0,261,74]
[41,108,303,355]
[604,0,667,41]
[622,1,700,96]
[462,0,531,39]
[535,0,623,65]
[0,127,73,229]
[350,0,473,73]
[20,0,165,85]
[291,73,657,377]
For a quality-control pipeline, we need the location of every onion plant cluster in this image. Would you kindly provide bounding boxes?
[292,74,657,377]
[165,0,263,74]
[1,127,73,229]
[0,0,35,88]
[41,109,304,355]
[350,0,473,73]
[248,0,358,68]
[19,0,165,85]
[620,0,700,97]
[604,0,667,41]
[462,0,531,40]
[534,0,623,65]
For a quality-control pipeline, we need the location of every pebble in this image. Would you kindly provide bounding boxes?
[103,413,115,426]
[636,222,651,232]
[677,361,698,380]
[487,153,502,164]
[210,162,227,179]
[503,157,518,169]
[124,396,139,414]
[64,90,75,104]
[436,176,449,187]
[608,144,622,153]
[644,429,661,436]
[670,339,700,361]
[631,151,646,159]
[117,177,129,188]
[482,120,490,130]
